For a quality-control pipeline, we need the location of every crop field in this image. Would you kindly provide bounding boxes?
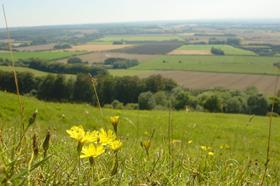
[0,51,84,61]
[156,71,280,95]
[0,66,76,78]
[0,91,280,184]
[16,44,56,51]
[98,34,184,42]
[66,43,133,52]
[169,45,256,56]
[132,55,280,75]
[115,41,183,54]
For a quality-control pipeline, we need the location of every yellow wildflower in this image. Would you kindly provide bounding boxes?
[171,139,181,144]
[80,131,99,144]
[188,140,193,144]
[110,140,123,151]
[80,144,105,159]
[66,126,98,144]
[110,116,120,133]
[99,128,116,145]
[66,126,85,142]
[200,146,207,151]
[110,116,120,126]
[141,140,151,155]
[208,151,214,156]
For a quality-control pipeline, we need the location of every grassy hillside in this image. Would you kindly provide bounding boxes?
[177,45,256,56]
[0,66,76,79]
[133,55,280,75]
[0,51,84,61]
[0,91,279,184]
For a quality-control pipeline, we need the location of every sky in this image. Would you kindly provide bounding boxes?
[1,0,280,27]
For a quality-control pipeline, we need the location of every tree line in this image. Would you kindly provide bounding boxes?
[0,70,279,116]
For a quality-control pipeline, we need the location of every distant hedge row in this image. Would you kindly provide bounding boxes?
[0,70,279,116]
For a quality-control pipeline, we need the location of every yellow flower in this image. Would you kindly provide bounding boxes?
[200,146,207,151]
[66,126,85,142]
[80,131,99,144]
[110,140,122,151]
[66,126,99,144]
[141,140,151,151]
[80,144,105,159]
[110,116,120,126]
[208,151,214,156]
[99,128,116,145]
[188,140,193,144]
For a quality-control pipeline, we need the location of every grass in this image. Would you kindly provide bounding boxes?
[0,91,279,184]
[98,34,183,42]
[0,51,84,61]
[132,55,280,75]
[108,69,155,77]
[0,65,76,78]
[177,45,256,56]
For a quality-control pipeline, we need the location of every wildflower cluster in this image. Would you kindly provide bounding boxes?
[200,145,214,156]
[66,126,122,160]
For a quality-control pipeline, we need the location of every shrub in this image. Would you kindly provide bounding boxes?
[211,47,225,55]
[138,91,156,110]
[112,100,124,109]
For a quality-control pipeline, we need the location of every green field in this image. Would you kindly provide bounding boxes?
[177,45,256,56]
[108,69,155,76]
[98,34,183,42]
[0,51,84,61]
[0,66,76,78]
[0,91,279,184]
[132,55,280,75]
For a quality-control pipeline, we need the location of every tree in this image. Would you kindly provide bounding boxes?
[37,75,56,100]
[73,74,95,103]
[52,75,71,101]
[227,38,241,46]
[247,94,268,115]
[211,47,224,55]
[138,91,156,110]
[154,91,168,107]
[224,97,246,113]
[171,87,190,110]
[204,95,222,112]
[67,57,83,64]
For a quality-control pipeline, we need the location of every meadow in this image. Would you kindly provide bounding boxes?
[0,51,84,61]
[0,65,76,79]
[170,45,256,56]
[0,91,279,185]
[132,55,280,75]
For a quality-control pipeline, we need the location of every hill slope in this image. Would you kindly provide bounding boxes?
[0,91,280,184]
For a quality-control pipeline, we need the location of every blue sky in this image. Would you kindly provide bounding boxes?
[1,0,280,27]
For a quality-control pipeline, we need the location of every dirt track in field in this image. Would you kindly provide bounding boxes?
[148,71,280,95]
[169,49,211,55]
[66,44,133,52]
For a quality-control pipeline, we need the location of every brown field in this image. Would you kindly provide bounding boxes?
[66,44,133,52]
[57,52,159,63]
[141,71,280,95]
[169,49,211,55]
[17,44,56,51]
